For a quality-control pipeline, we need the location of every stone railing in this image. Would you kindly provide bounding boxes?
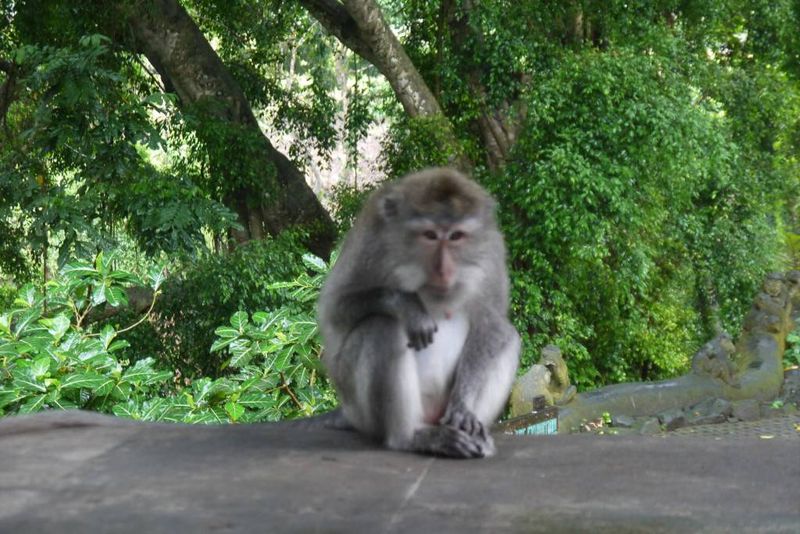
[509,271,800,433]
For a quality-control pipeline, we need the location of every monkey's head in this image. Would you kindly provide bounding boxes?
[373,168,499,305]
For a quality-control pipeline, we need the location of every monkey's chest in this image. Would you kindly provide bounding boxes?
[415,312,469,424]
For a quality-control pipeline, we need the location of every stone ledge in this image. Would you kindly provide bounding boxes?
[1,411,798,533]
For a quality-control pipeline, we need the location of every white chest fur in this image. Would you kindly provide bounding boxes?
[415,312,469,423]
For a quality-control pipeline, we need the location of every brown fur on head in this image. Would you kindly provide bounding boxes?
[378,168,496,225]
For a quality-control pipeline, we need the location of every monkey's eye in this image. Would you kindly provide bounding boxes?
[449,231,466,241]
[422,230,438,241]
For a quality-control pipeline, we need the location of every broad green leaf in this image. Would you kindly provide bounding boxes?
[104,286,127,308]
[228,339,254,368]
[99,325,116,350]
[0,313,11,335]
[108,339,130,353]
[238,395,275,410]
[149,267,166,290]
[107,270,139,284]
[19,394,47,414]
[30,356,51,379]
[0,342,17,357]
[230,311,248,331]
[61,372,108,390]
[61,262,96,278]
[214,326,239,339]
[13,307,42,337]
[224,401,244,422]
[301,254,327,273]
[94,251,106,274]
[12,370,47,393]
[44,315,71,343]
[210,336,236,353]
[112,403,138,419]
[92,376,116,396]
[15,284,38,307]
[0,390,27,410]
[91,282,108,306]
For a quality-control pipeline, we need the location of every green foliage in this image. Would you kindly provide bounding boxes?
[381,114,463,178]
[209,254,336,418]
[149,233,311,377]
[328,181,376,232]
[0,35,237,276]
[785,328,800,369]
[0,254,169,416]
[0,250,336,422]
[492,45,786,388]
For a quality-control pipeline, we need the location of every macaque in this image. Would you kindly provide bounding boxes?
[318,168,520,458]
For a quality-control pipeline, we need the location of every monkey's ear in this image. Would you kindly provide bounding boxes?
[379,193,400,220]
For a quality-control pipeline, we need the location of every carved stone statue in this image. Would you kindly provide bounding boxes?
[509,344,577,416]
[691,332,739,387]
[540,344,577,406]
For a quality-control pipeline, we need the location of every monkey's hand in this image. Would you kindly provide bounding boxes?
[440,401,490,443]
[397,292,437,350]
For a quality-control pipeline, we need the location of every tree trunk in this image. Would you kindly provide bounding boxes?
[128,0,336,258]
[300,0,470,172]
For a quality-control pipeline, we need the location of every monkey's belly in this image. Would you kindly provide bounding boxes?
[415,312,469,424]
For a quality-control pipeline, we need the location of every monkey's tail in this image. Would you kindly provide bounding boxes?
[279,407,354,431]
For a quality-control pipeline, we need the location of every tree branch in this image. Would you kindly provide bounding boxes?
[125,0,336,258]
[297,0,379,66]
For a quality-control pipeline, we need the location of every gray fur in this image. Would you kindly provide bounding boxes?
[318,168,520,459]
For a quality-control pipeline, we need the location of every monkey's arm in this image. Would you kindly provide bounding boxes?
[329,288,437,350]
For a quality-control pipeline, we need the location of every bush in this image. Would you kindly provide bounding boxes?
[0,251,336,422]
[489,47,785,388]
[147,232,309,377]
[0,253,171,416]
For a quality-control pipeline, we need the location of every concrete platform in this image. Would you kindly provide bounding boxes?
[1,411,798,533]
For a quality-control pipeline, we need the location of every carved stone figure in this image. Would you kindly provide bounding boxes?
[691,332,739,387]
[540,344,577,406]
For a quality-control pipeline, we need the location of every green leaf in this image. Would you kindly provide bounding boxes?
[19,394,47,414]
[12,370,47,393]
[30,356,52,379]
[230,311,248,331]
[61,262,97,278]
[224,401,244,422]
[13,307,42,337]
[104,286,127,308]
[112,403,138,419]
[107,339,131,353]
[44,315,71,343]
[98,325,117,350]
[210,336,236,353]
[227,339,255,368]
[0,390,27,410]
[94,251,106,274]
[214,326,239,339]
[149,267,166,290]
[91,282,108,306]
[61,372,108,391]
[301,254,327,273]
[107,270,139,284]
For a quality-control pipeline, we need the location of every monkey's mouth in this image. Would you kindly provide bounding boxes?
[423,283,455,299]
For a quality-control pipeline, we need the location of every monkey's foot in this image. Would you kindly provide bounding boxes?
[440,404,489,442]
[411,426,494,459]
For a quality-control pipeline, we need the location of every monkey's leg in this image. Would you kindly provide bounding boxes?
[442,316,521,455]
[336,316,488,458]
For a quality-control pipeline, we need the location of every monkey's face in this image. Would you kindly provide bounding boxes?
[392,217,486,304]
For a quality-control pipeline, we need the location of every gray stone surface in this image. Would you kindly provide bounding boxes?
[610,414,635,428]
[1,411,799,533]
[657,408,687,431]
[732,399,761,422]
[639,417,662,435]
